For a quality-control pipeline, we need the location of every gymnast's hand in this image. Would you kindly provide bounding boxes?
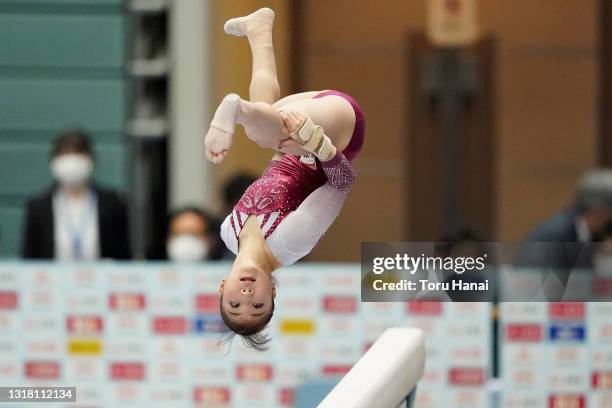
[277,111,313,156]
[278,111,336,160]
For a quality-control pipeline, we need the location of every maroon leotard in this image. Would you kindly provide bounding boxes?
[227,90,365,242]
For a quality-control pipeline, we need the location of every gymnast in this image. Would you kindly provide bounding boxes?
[205,8,365,350]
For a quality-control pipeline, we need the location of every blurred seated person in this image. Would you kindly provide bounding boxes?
[435,229,493,301]
[518,169,612,299]
[166,207,224,262]
[22,129,130,260]
[525,169,612,244]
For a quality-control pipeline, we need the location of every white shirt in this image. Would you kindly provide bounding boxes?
[52,190,100,260]
[575,216,592,243]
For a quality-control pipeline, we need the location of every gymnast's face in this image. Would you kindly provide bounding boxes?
[219,266,276,323]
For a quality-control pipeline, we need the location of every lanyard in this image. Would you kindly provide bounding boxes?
[59,191,96,260]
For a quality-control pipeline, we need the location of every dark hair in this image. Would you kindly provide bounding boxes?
[223,173,257,209]
[603,221,612,239]
[219,295,274,352]
[435,228,485,258]
[168,206,216,233]
[51,128,93,159]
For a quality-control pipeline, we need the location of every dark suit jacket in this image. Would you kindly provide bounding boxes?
[515,208,595,300]
[525,208,579,242]
[22,185,131,260]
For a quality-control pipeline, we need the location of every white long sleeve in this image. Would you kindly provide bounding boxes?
[267,153,356,265]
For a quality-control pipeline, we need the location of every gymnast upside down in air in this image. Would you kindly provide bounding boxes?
[205,7,365,350]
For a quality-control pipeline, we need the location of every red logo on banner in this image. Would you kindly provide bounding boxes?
[548,394,585,408]
[549,303,585,320]
[322,296,357,313]
[322,365,352,376]
[449,367,485,386]
[110,362,145,380]
[406,300,443,315]
[0,291,17,309]
[593,372,612,389]
[66,316,103,335]
[0,361,18,377]
[153,317,188,334]
[25,361,60,379]
[236,364,273,381]
[109,293,145,311]
[195,294,220,313]
[193,387,230,403]
[279,388,294,406]
[506,324,542,342]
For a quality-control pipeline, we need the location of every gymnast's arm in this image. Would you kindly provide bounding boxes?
[269,152,356,264]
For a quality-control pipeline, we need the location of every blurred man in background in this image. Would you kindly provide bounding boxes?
[22,129,131,260]
[526,169,612,244]
[166,207,223,262]
[517,169,612,300]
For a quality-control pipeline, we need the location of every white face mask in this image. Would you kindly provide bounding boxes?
[51,154,93,188]
[167,235,209,262]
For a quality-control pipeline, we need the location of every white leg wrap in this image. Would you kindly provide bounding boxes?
[290,116,335,161]
[210,94,240,134]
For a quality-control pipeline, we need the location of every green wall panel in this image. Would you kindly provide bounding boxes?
[0,0,122,6]
[0,144,53,196]
[0,14,125,68]
[0,207,23,257]
[92,143,129,190]
[0,142,128,196]
[0,0,128,258]
[0,79,126,132]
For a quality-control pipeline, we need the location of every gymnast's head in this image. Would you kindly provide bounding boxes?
[218,260,276,351]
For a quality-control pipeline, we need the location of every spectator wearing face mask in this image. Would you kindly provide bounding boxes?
[21,129,131,260]
[166,207,223,262]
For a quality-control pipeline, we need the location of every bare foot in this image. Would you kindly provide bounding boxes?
[204,126,232,164]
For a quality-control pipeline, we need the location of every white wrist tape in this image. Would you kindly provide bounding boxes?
[211,94,240,134]
[290,116,334,160]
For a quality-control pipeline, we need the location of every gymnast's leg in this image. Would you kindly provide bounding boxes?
[206,94,356,163]
[204,8,354,162]
[224,7,280,104]
[205,8,282,163]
